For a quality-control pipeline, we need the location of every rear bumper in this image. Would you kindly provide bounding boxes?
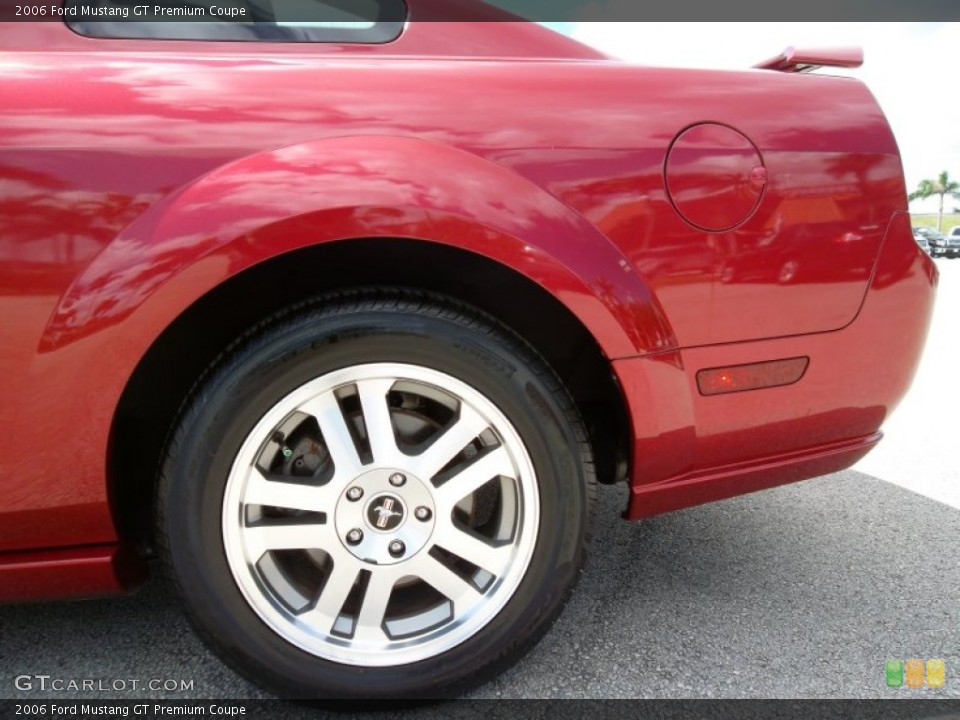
[617,211,937,520]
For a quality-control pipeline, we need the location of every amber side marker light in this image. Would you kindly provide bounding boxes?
[696,357,810,396]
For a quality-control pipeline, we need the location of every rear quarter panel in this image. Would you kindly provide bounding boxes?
[0,21,911,552]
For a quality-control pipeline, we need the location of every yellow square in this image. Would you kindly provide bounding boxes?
[926,659,945,688]
[905,659,924,688]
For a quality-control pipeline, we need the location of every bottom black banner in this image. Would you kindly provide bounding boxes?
[2,700,960,720]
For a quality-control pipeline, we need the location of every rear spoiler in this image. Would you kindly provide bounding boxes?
[754,46,863,73]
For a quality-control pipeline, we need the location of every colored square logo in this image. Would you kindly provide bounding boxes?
[926,659,945,688]
[905,659,925,688]
[885,659,904,687]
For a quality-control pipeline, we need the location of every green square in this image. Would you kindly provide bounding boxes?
[886,659,904,687]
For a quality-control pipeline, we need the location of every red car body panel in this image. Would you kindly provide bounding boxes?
[0,545,145,603]
[618,211,936,518]
[0,16,936,601]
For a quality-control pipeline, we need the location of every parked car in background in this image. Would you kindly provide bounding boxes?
[945,227,960,258]
[915,226,951,257]
[912,228,932,254]
[0,2,938,700]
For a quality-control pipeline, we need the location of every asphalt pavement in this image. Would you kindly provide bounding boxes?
[2,259,957,701]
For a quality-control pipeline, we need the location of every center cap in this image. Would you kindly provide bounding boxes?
[335,468,436,565]
[366,494,405,532]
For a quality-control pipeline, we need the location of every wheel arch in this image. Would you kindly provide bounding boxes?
[109,238,632,552]
[41,135,675,358]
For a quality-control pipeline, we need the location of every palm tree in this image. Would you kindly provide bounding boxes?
[908,171,960,232]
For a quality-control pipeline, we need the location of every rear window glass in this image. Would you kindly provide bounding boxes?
[65,0,407,43]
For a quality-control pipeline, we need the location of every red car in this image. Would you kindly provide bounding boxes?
[0,3,937,700]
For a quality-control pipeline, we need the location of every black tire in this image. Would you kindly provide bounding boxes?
[156,289,595,699]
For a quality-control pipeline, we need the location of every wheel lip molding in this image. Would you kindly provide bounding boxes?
[40,135,673,361]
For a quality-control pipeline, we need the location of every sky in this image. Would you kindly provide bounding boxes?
[548,22,960,215]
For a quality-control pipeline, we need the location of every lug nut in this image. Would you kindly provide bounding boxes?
[346,529,363,545]
[414,506,432,522]
[389,472,406,487]
[346,487,363,501]
[388,540,406,557]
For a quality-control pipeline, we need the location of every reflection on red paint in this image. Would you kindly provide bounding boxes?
[0,16,936,600]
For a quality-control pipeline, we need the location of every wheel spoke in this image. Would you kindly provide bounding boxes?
[412,405,489,481]
[435,445,514,510]
[244,468,335,514]
[244,523,325,558]
[300,391,362,478]
[356,378,400,466]
[434,525,510,577]
[352,570,397,643]
[300,561,361,634]
[411,555,480,608]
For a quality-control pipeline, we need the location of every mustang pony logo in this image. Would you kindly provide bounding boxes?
[369,496,404,530]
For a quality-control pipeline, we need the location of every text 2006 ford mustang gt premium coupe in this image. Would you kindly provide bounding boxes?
[0,1,937,699]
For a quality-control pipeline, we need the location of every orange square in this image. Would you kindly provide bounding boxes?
[905,659,924,688]
[926,659,945,688]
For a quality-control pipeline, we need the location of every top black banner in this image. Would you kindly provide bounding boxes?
[0,0,957,23]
